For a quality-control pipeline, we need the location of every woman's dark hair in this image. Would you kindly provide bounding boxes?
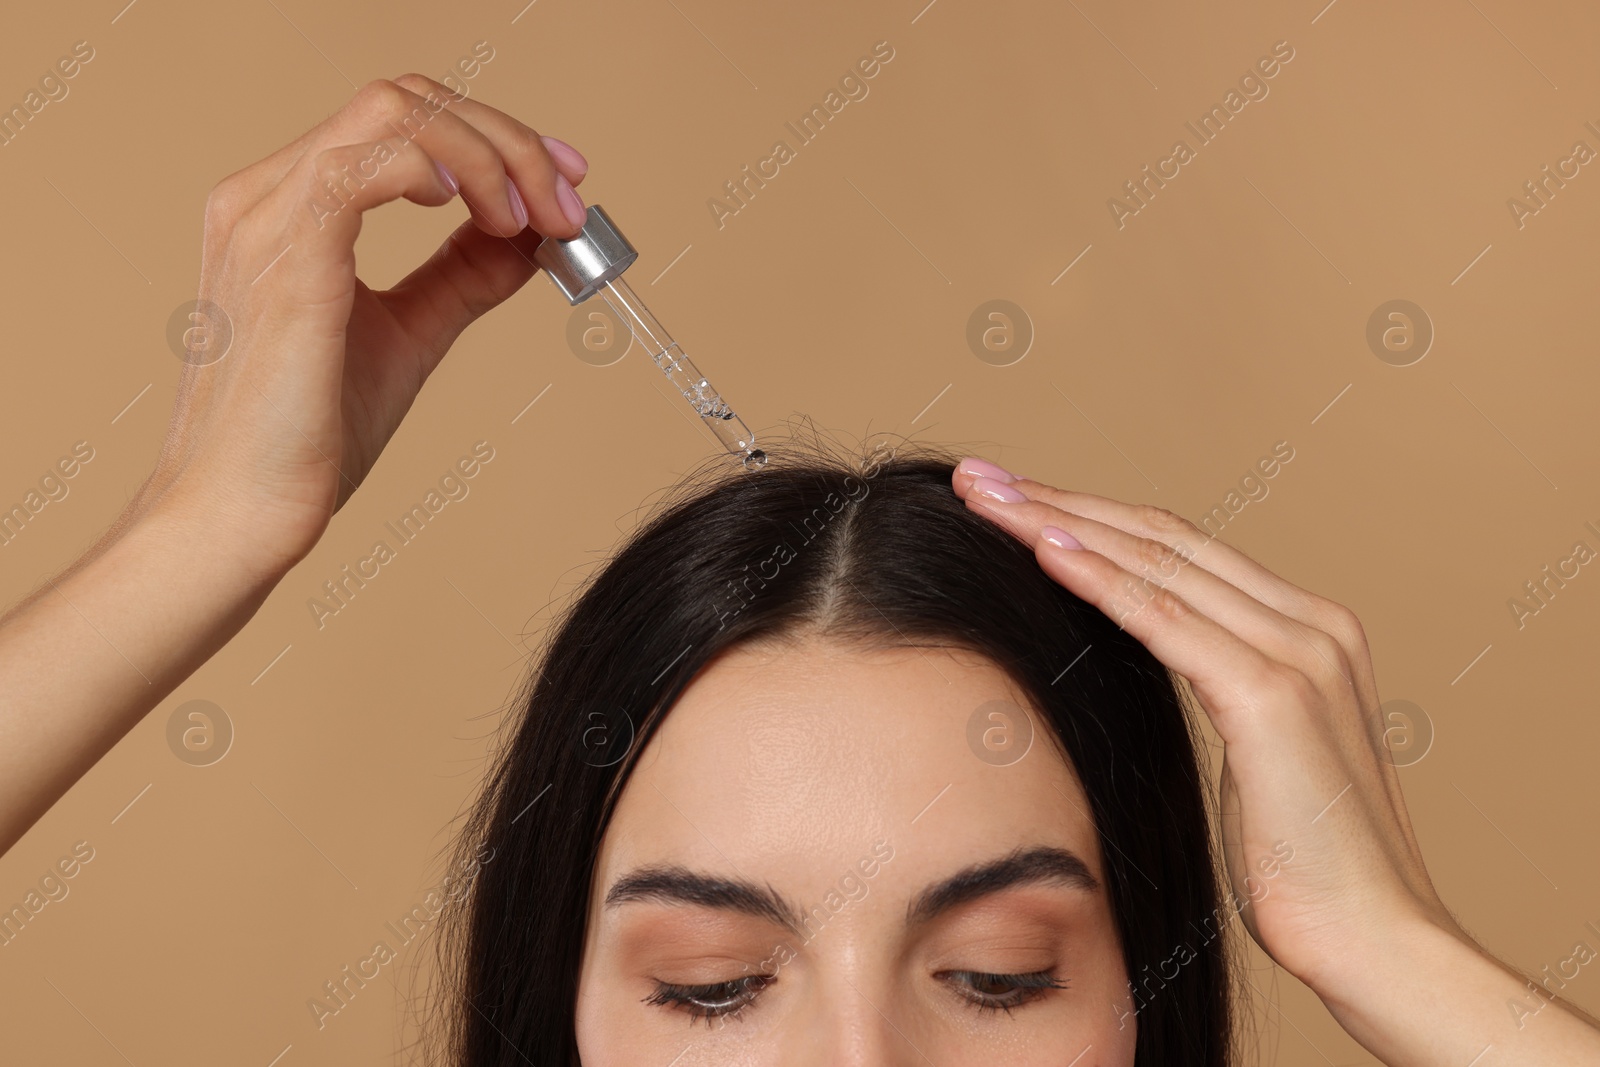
[425,433,1235,1065]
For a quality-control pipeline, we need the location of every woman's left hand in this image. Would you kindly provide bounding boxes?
[951,456,1600,1066]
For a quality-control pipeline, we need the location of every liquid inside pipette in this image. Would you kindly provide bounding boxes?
[597,276,765,469]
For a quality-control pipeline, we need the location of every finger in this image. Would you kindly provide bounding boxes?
[1026,525,1406,858]
[1018,518,1293,749]
[393,73,586,238]
[392,73,589,188]
[954,459,1380,709]
[220,85,522,260]
[377,218,548,364]
[950,457,1017,499]
[232,133,458,319]
[952,458,1341,644]
[220,79,575,245]
[206,79,463,228]
[202,76,585,220]
[345,80,526,239]
[1021,477,1383,719]
[540,134,590,188]
[959,465,1422,866]
[960,486,1356,691]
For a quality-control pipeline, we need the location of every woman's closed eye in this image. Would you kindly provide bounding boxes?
[644,972,775,1025]
[642,967,1069,1026]
[939,969,1068,1014]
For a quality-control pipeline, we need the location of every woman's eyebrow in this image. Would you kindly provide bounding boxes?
[604,865,803,933]
[905,845,1100,926]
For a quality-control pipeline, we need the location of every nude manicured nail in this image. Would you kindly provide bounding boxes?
[958,456,1018,484]
[556,174,586,229]
[507,177,529,231]
[541,135,588,176]
[435,161,458,196]
[1042,525,1085,550]
[971,476,1027,503]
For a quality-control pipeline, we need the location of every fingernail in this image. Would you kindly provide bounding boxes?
[1042,525,1085,550]
[541,135,588,177]
[506,177,529,231]
[971,476,1027,503]
[556,173,587,230]
[435,160,458,196]
[957,456,1017,484]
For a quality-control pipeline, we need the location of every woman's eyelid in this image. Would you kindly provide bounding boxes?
[632,942,785,980]
[940,968,1068,1012]
[912,898,1078,956]
[646,973,774,1022]
[942,967,1064,986]
[920,938,1063,976]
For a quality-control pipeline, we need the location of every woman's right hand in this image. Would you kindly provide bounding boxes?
[135,74,590,580]
[0,78,591,854]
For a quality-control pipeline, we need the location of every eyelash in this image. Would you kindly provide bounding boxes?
[643,969,1066,1025]
[940,969,1068,1015]
[644,973,774,1026]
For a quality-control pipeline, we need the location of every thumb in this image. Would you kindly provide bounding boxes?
[380,219,551,363]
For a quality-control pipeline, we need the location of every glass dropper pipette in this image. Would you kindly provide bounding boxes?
[533,205,765,469]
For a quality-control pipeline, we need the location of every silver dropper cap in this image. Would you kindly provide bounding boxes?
[531,202,767,470]
[532,204,638,304]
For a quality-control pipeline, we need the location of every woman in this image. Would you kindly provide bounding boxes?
[0,78,1595,1065]
[427,442,1231,1065]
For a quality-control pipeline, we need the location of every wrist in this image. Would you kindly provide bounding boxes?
[1306,908,1471,1019]
[1308,911,1600,1066]
[1308,914,1483,1065]
[134,494,304,600]
[118,470,320,593]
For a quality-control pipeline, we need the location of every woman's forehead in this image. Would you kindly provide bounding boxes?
[595,638,1103,900]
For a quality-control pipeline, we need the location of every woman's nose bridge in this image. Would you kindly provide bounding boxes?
[788,981,927,1067]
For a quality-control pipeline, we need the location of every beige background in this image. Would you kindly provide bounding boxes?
[2,0,1598,1062]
